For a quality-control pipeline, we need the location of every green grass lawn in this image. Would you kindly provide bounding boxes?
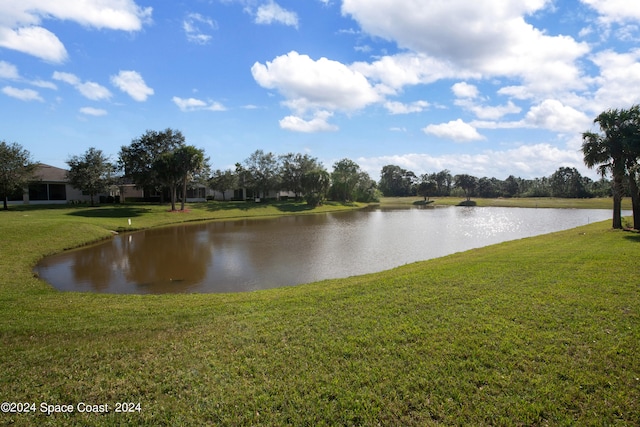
[1,199,638,426]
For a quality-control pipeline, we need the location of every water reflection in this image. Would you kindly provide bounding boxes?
[35,206,625,294]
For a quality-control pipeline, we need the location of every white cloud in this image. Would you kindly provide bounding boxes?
[111,70,153,101]
[77,81,112,101]
[255,1,299,28]
[31,80,56,90]
[172,96,226,112]
[79,107,108,116]
[51,71,79,85]
[356,143,587,180]
[523,99,591,133]
[279,111,338,132]
[590,49,640,112]
[384,100,429,114]
[2,86,43,101]
[342,0,589,94]
[1,60,57,90]
[53,71,112,100]
[0,60,19,79]
[452,82,479,98]
[471,99,591,134]
[252,51,381,114]
[0,26,67,63]
[423,119,485,142]
[455,99,522,120]
[183,13,216,44]
[0,0,152,62]
[580,0,640,25]
[351,52,477,93]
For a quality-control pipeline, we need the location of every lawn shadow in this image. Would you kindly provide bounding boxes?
[623,230,640,243]
[202,200,265,212]
[275,203,315,213]
[67,206,152,218]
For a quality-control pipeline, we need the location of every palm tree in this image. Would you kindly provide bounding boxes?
[622,105,640,229]
[582,108,630,229]
[174,145,206,211]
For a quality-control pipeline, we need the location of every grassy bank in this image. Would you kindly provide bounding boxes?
[1,200,638,425]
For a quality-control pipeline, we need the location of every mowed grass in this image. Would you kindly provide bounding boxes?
[0,199,638,426]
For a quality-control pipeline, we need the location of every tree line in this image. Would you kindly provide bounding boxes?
[1,105,639,229]
[378,165,611,201]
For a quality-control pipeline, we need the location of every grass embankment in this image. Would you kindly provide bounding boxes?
[1,199,638,425]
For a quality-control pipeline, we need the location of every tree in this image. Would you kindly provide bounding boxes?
[209,169,237,201]
[416,175,437,201]
[243,150,280,199]
[153,145,206,211]
[301,168,331,206]
[582,108,632,229]
[174,145,207,211]
[279,153,322,200]
[118,128,185,200]
[622,105,640,229]
[354,171,379,202]
[153,151,183,211]
[378,165,416,197]
[66,147,115,206]
[549,167,590,198]
[454,174,477,202]
[503,175,520,197]
[0,141,36,210]
[330,158,361,202]
[476,177,500,198]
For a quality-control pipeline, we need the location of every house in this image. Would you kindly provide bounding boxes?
[8,163,102,205]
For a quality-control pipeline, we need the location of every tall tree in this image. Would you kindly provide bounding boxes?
[503,175,520,197]
[331,158,361,202]
[153,145,206,211]
[354,171,379,202]
[0,141,36,210]
[118,128,185,200]
[549,167,590,198]
[174,145,207,211]
[153,151,182,211]
[301,168,331,206]
[432,169,453,196]
[417,174,437,201]
[243,149,280,199]
[582,108,632,229]
[66,147,115,206]
[454,174,477,202]
[622,105,640,229]
[279,153,321,199]
[209,169,237,201]
[379,165,416,197]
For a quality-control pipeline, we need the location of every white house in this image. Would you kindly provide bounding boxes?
[9,164,99,205]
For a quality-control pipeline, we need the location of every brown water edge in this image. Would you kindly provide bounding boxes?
[35,206,622,294]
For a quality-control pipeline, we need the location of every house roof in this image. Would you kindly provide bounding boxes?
[33,164,68,182]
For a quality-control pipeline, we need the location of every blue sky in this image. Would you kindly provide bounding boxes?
[1,0,640,180]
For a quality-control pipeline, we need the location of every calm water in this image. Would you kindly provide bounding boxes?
[35,206,622,294]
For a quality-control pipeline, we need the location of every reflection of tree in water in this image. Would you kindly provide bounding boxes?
[123,225,211,291]
[70,240,123,292]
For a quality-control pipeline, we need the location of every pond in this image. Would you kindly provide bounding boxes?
[35,206,623,294]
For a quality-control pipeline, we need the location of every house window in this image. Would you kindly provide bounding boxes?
[28,183,67,201]
[49,184,66,200]
[29,184,49,200]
